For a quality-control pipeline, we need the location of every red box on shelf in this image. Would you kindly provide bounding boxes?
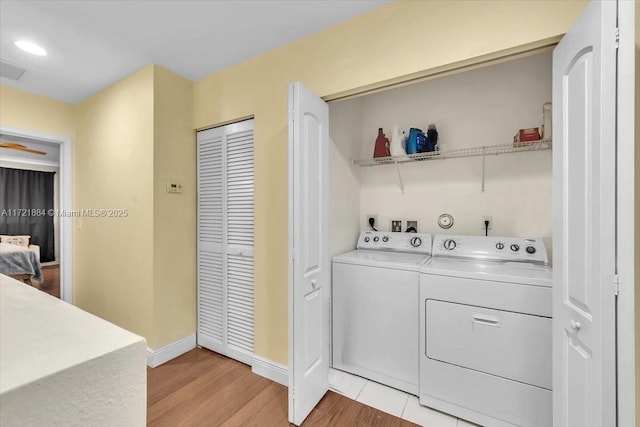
[515,127,541,143]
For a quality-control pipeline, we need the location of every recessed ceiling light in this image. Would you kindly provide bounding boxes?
[14,40,47,56]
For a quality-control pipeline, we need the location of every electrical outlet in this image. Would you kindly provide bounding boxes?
[390,219,403,232]
[366,214,378,230]
[406,220,419,232]
[482,215,493,230]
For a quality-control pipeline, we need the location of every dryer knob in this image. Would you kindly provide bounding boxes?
[510,244,520,252]
[496,242,505,250]
[526,246,536,254]
[443,239,456,250]
[364,237,370,242]
[382,236,389,242]
[373,236,379,242]
[410,237,422,247]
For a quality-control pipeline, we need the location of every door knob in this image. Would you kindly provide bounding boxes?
[311,279,317,288]
[570,319,582,331]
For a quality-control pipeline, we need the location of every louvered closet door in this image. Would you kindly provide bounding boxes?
[197,119,254,365]
[225,126,254,359]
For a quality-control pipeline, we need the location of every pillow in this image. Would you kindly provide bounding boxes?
[0,235,30,247]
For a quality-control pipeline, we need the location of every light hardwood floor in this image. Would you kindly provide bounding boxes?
[39,264,60,298]
[147,348,420,426]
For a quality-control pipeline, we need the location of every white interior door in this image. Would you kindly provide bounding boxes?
[288,81,330,426]
[552,1,617,426]
[197,119,255,365]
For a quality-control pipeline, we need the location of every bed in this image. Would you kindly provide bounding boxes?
[0,237,43,284]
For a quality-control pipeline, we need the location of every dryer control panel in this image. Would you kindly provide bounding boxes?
[433,234,548,265]
[357,231,432,254]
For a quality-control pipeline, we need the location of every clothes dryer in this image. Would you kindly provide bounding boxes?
[420,234,552,427]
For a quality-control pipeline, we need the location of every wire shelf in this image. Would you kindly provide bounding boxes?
[353,140,552,167]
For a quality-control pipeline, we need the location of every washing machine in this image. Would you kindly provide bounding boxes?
[332,231,432,395]
[420,234,552,427]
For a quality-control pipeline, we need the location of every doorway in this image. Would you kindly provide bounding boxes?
[0,125,73,303]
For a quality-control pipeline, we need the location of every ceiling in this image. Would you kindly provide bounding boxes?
[0,0,388,104]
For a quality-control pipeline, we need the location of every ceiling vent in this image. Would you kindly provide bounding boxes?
[0,60,26,81]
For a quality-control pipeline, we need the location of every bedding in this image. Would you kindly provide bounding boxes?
[0,242,43,283]
[0,235,30,247]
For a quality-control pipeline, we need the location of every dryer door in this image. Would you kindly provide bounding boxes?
[425,300,552,390]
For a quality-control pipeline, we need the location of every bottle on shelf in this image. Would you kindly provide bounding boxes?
[407,128,425,154]
[373,128,390,158]
[426,124,439,152]
[390,125,406,156]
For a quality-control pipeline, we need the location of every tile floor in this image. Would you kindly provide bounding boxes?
[328,368,480,427]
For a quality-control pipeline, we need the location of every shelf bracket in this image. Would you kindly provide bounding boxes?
[395,160,405,195]
[481,148,486,193]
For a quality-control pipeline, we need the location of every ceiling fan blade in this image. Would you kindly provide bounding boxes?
[0,142,47,155]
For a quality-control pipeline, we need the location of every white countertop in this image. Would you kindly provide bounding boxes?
[0,274,146,394]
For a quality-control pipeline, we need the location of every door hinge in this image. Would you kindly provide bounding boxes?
[615,27,620,48]
[614,274,620,296]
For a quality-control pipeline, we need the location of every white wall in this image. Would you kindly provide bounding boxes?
[330,52,553,259]
[0,160,60,263]
[329,98,363,257]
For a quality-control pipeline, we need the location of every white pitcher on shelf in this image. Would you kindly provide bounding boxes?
[389,124,406,157]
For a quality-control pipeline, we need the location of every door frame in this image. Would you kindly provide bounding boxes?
[614,1,636,424]
[0,125,73,303]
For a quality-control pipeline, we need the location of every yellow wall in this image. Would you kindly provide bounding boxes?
[73,64,196,349]
[152,65,197,348]
[193,0,588,365]
[0,84,74,137]
[73,65,155,341]
[1,67,195,350]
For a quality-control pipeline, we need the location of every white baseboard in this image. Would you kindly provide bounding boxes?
[252,355,288,387]
[147,334,196,368]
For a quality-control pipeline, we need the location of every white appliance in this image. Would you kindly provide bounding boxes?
[332,231,432,395]
[420,235,552,427]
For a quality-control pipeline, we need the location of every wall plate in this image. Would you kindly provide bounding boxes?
[405,220,419,232]
[166,180,183,193]
[438,213,454,229]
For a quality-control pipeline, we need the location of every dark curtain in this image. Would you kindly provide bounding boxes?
[0,167,55,262]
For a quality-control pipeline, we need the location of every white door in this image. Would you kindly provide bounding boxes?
[288,82,330,426]
[197,119,255,365]
[552,1,617,426]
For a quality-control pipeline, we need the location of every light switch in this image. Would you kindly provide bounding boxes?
[166,180,183,193]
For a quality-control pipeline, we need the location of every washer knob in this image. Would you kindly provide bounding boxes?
[526,246,536,254]
[510,244,520,252]
[496,242,505,250]
[443,239,456,250]
[410,237,422,247]
[364,237,370,242]
[373,236,379,242]
[382,236,389,242]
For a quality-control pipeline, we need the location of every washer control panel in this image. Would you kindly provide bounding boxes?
[357,231,432,254]
[433,234,548,264]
